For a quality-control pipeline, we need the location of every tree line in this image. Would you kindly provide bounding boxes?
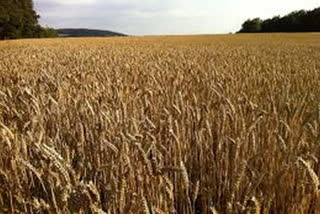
[239,7,320,33]
[0,0,57,40]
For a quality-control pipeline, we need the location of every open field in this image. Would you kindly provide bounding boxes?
[0,34,320,213]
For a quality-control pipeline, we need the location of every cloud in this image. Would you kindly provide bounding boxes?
[36,0,97,5]
[35,0,217,35]
[34,0,320,35]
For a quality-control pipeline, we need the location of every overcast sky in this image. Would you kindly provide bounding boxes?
[34,0,320,35]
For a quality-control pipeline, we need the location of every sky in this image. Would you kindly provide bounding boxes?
[34,0,320,35]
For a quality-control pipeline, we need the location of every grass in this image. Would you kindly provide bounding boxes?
[0,34,320,213]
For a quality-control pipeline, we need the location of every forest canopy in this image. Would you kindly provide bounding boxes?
[0,0,57,39]
[239,7,320,33]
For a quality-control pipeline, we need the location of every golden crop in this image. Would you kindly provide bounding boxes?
[0,34,320,213]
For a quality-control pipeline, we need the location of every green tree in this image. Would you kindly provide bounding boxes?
[0,0,57,39]
[239,7,320,33]
[239,18,263,33]
[40,27,59,38]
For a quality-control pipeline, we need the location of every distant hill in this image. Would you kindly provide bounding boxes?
[56,28,127,37]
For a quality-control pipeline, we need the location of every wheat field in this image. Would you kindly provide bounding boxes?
[0,34,320,213]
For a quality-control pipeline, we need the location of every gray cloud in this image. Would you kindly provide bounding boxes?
[34,0,320,35]
[34,0,219,35]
